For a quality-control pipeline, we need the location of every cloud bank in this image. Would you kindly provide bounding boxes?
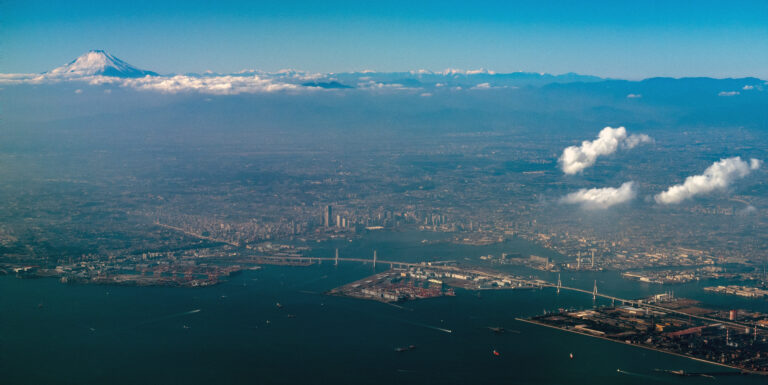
[655,157,762,204]
[559,127,653,174]
[561,182,636,209]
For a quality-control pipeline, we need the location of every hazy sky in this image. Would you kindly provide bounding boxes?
[2,0,767,79]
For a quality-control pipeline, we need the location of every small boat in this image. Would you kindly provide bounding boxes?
[182,325,190,329]
[287,314,296,318]
[487,326,505,334]
[492,350,500,357]
[667,370,686,376]
[569,353,573,359]
[395,345,416,353]
[276,302,283,309]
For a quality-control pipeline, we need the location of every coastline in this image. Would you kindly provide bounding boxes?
[514,317,767,376]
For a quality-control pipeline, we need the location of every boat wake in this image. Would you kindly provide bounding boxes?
[617,369,674,383]
[395,318,452,334]
[139,309,202,325]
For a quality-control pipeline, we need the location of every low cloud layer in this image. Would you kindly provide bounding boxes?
[559,127,653,174]
[122,74,301,94]
[655,157,762,204]
[0,72,322,95]
[561,182,636,209]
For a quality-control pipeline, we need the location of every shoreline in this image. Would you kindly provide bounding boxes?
[515,317,767,376]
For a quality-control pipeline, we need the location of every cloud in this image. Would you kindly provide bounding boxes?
[0,72,307,95]
[561,182,636,209]
[121,74,301,94]
[559,126,653,174]
[718,91,740,96]
[623,133,653,149]
[654,157,762,204]
[737,205,757,216]
[441,68,495,76]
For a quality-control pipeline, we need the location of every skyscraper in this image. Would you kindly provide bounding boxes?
[324,205,332,227]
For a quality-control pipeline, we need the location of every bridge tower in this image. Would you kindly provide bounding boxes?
[556,273,561,294]
[373,250,377,270]
[590,250,595,269]
[592,280,598,301]
[334,248,339,267]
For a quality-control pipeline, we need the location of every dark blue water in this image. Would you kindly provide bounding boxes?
[1,260,765,385]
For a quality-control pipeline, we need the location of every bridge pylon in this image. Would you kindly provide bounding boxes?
[592,280,598,301]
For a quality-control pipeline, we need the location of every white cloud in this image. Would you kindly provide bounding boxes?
[718,91,740,96]
[737,205,757,216]
[626,93,642,98]
[0,72,307,95]
[355,80,417,91]
[441,68,495,76]
[121,74,301,94]
[655,157,762,205]
[559,126,653,174]
[623,133,653,149]
[561,182,636,209]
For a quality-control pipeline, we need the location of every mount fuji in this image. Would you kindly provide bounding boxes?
[47,50,157,78]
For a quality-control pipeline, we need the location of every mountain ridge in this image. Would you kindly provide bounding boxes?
[47,50,157,78]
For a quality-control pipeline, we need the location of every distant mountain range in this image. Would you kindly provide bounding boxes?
[1,50,763,96]
[30,50,608,87]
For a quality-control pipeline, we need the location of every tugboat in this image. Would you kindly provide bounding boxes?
[569,353,574,359]
[492,349,501,357]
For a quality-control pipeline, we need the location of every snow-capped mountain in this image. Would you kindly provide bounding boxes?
[47,50,157,78]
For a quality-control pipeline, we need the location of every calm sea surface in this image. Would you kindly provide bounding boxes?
[2,232,766,384]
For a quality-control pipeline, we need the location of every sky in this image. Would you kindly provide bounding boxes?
[2,0,767,79]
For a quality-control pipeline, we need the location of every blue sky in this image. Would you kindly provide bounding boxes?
[2,0,767,79]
